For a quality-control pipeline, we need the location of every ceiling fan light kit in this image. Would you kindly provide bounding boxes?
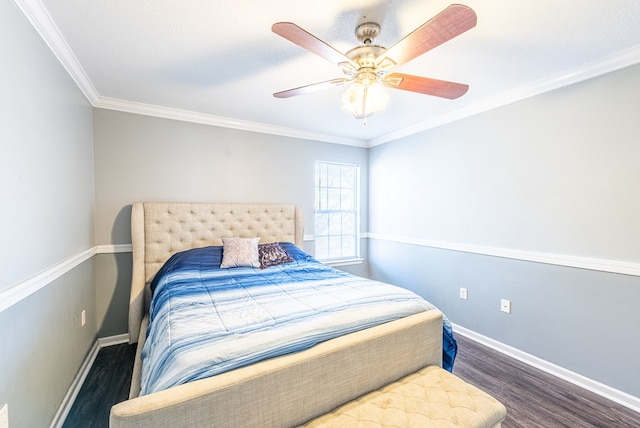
[272,3,477,122]
[341,24,389,122]
[341,80,388,121]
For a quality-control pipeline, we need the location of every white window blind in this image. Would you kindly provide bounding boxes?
[314,161,360,261]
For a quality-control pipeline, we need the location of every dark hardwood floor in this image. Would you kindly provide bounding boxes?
[453,334,640,428]
[62,335,640,427]
[63,343,136,428]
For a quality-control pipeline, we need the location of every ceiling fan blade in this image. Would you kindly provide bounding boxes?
[272,22,358,70]
[383,73,469,99]
[274,78,352,98]
[375,4,477,70]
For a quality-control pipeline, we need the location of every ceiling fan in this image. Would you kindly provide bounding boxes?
[272,3,477,121]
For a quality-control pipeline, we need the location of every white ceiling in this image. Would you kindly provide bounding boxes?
[16,0,640,146]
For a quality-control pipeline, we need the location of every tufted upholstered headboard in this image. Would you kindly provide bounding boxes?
[128,202,304,343]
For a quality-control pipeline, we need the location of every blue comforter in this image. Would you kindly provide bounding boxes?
[141,243,457,395]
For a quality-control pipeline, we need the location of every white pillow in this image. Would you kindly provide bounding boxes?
[220,237,260,268]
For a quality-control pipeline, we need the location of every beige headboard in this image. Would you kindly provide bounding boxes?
[129,202,304,343]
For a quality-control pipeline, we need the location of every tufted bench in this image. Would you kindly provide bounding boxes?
[299,365,507,427]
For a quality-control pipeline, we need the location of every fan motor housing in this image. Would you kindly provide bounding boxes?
[345,45,385,68]
[355,22,381,45]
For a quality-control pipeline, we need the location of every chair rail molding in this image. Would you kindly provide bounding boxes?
[366,233,640,277]
[0,248,96,313]
[3,234,638,313]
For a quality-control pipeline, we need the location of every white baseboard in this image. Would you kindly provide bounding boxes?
[99,333,130,347]
[52,334,131,428]
[53,328,640,427]
[452,323,640,414]
[49,340,101,428]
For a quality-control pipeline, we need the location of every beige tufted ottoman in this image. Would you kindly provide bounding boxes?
[299,365,507,427]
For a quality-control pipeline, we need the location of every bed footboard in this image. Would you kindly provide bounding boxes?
[110,309,443,428]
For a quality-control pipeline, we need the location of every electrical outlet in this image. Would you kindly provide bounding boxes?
[459,288,468,300]
[0,403,8,428]
[500,299,511,314]
[81,310,86,327]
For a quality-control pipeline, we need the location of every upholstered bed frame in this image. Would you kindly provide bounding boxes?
[110,202,444,428]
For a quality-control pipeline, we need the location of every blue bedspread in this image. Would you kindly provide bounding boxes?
[141,243,457,395]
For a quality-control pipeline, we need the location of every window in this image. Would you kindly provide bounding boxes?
[314,161,360,262]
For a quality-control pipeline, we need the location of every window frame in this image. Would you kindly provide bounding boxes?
[313,161,361,263]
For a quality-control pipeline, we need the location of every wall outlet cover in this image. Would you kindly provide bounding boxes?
[500,299,511,313]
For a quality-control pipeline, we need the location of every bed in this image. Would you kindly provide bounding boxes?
[110,202,456,428]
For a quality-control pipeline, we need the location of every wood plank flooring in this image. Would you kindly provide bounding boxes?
[62,334,640,427]
[62,343,136,428]
[453,334,640,427]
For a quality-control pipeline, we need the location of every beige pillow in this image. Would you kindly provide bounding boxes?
[220,237,260,268]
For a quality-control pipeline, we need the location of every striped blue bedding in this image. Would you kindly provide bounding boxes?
[140,243,456,395]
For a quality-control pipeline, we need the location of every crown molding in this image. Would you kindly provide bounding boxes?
[83,44,640,147]
[15,0,640,148]
[12,0,365,147]
[94,97,368,147]
[12,0,99,103]
[369,45,640,147]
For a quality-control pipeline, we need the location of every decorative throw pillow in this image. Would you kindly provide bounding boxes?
[220,237,260,268]
[259,242,293,268]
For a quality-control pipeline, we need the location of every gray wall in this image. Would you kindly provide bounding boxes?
[92,109,369,335]
[4,0,639,423]
[368,63,640,397]
[0,2,96,427]
[0,263,96,428]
